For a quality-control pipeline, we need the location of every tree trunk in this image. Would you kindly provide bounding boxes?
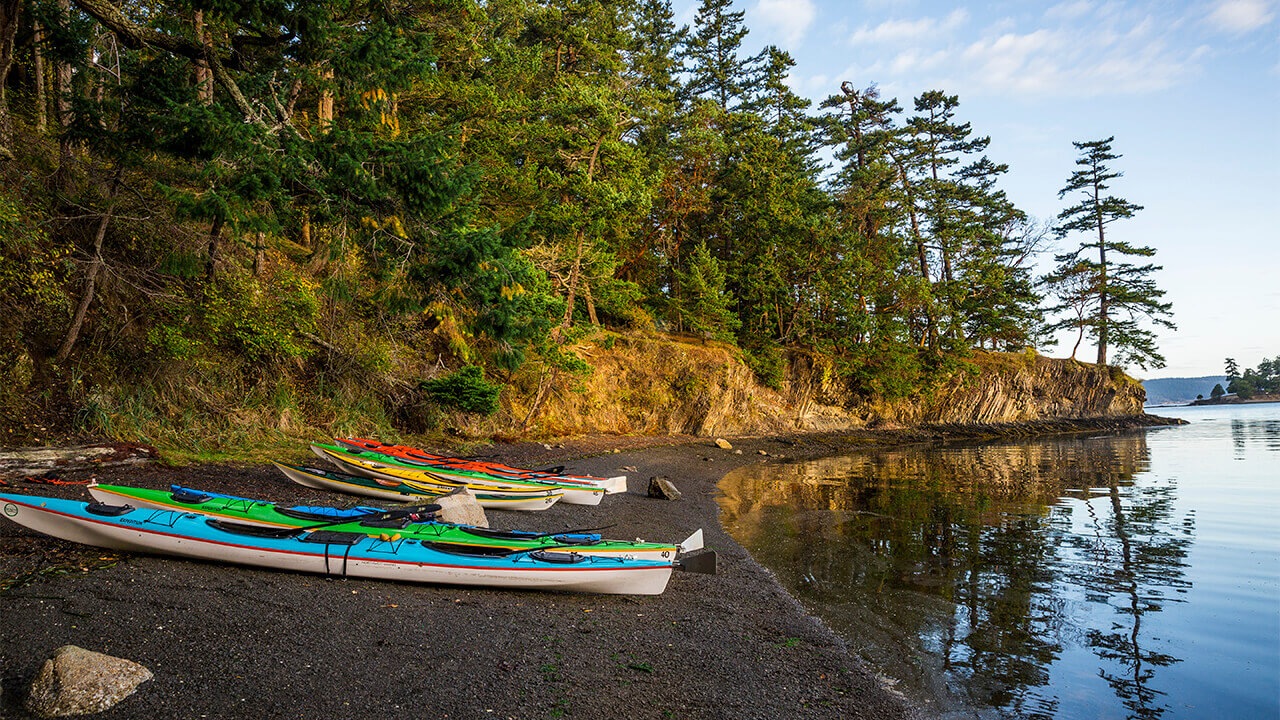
[205,215,224,281]
[56,0,73,124]
[0,0,20,158]
[55,0,75,171]
[583,276,598,326]
[1094,178,1109,366]
[33,19,47,132]
[559,135,604,331]
[318,67,333,130]
[520,366,559,433]
[561,229,584,328]
[193,10,212,104]
[55,172,121,363]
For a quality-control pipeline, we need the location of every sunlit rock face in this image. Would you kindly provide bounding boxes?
[496,335,1145,437]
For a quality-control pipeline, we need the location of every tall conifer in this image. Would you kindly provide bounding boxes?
[1047,137,1174,368]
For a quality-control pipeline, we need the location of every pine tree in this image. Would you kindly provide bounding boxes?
[682,0,756,112]
[1048,137,1174,368]
[675,242,739,343]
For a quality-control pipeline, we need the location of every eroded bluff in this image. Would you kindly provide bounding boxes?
[495,337,1145,438]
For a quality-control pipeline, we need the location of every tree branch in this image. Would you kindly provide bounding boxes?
[72,0,264,126]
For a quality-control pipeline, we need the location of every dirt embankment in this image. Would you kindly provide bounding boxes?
[484,341,1149,440]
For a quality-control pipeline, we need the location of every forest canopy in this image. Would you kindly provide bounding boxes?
[0,0,1171,446]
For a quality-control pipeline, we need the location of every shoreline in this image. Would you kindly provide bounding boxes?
[0,416,1178,719]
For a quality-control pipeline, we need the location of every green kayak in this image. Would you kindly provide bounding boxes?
[310,442,608,506]
[86,482,701,561]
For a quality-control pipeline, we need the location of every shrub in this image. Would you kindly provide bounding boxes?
[421,365,502,415]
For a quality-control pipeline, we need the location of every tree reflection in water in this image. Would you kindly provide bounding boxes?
[718,431,1194,719]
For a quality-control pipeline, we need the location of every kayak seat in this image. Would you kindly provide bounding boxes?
[86,502,135,517]
[171,485,258,504]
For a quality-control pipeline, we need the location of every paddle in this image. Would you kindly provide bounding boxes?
[206,502,444,541]
[675,550,718,575]
[298,502,441,531]
[461,524,616,542]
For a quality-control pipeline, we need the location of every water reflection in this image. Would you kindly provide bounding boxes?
[1230,417,1280,454]
[718,433,1195,719]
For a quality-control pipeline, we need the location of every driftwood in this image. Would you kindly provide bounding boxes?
[0,443,155,479]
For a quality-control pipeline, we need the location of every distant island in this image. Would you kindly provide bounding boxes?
[1147,357,1280,406]
[1142,376,1228,406]
[1188,393,1280,406]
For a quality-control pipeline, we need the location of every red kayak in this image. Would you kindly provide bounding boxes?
[333,438,627,494]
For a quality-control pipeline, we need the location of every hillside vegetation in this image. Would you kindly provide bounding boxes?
[0,1,1151,458]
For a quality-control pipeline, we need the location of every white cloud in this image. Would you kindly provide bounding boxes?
[1207,0,1275,33]
[1045,1,1094,21]
[955,24,1198,96]
[849,9,968,45]
[752,0,817,46]
[837,4,1209,98]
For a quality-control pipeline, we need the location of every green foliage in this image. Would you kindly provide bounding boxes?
[205,270,320,363]
[741,340,786,390]
[1045,137,1174,369]
[0,194,70,359]
[1226,356,1280,398]
[675,243,740,343]
[1210,383,1225,400]
[0,0,1159,448]
[421,365,503,415]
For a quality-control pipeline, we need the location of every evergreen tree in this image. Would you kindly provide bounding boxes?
[682,0,756,111]
[617,0,685,302]
[749,47,815,158]
[901,90,996,347]
[1048,137,1174,369]
[818,82,911,357]
[675,242,739,343]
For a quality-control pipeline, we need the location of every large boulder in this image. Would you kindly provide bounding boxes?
[646,476,682,500]
[431,487,487,528]
[25,645,152,718]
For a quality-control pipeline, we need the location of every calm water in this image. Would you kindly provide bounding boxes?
[717,404,1280,719]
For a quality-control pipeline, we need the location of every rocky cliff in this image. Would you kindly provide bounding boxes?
[490,334,1146,438]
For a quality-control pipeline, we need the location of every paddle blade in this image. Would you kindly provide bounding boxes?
[678,528,704,553]
[676,550,717,575]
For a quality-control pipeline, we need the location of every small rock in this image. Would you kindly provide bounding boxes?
[714,438,733,450]
[646,476,682,500]
[734,449,742,455]
[25,645,153,718]
[430,487,488,528]
[758,450,769,456]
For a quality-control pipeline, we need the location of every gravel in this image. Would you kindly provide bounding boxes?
[0,435,923,720]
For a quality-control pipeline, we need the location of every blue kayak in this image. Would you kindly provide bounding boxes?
[0,492,674,595]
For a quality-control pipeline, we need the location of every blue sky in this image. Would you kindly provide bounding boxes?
[673,0,1280,378]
